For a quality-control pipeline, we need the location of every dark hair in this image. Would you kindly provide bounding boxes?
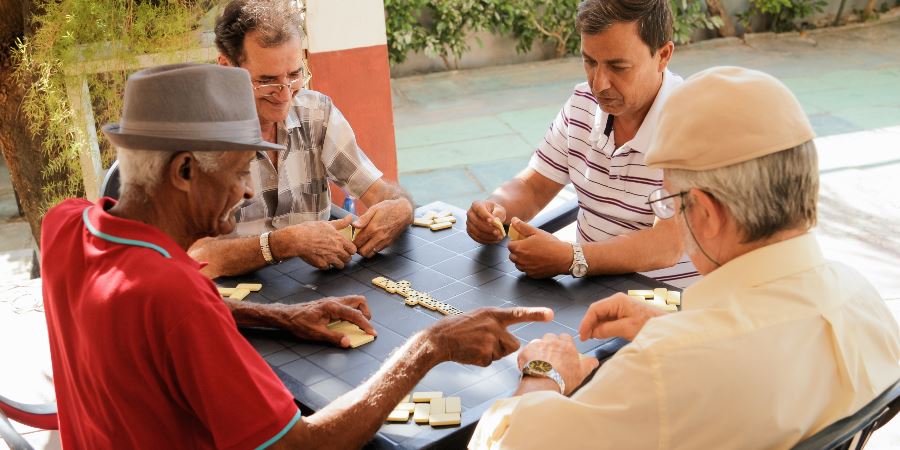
[214,0,304,66]
[576,0,673,55]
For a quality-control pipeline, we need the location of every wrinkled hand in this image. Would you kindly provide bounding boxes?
[467,200,507,244]
[507,218,573,278]
[276,295,376,348]
[277,215,356,269]
[424,307,553,367]
[518,333,599,395]
[352,198,413,258]
[579,293,667,342]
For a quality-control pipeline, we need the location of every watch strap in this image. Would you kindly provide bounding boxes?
[260,231,279,265]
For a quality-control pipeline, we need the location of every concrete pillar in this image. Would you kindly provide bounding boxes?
[305,0,397,210]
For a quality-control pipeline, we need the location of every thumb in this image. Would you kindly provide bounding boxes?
[330,214,354,230]
[318,327,352,348]
[351,208,375,229]
[510,217,539,238]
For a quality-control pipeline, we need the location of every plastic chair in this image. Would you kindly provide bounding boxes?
[99,160,121,200]
[0,394,58,450]
[792,379,900,450]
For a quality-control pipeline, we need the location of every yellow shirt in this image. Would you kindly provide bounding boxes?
[470,233,900,449]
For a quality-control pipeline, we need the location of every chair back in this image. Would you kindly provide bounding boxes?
[99,160,121,200]
[792,379,900,450]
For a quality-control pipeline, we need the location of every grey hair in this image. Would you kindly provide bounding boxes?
[116,148,226,198]
[665,140,819,243]
[215,0,305,66]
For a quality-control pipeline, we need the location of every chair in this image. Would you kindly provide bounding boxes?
[99,160,121,200]
[530,197,579,234]
[0,394,58,450]
[792,379,900,450]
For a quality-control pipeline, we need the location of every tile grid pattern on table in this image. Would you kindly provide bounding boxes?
[222,201,676,448]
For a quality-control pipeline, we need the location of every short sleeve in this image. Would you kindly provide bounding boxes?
[528,99,573,186]
[322,104,383,198]
[162,297,300,450]
[470,343,662,450]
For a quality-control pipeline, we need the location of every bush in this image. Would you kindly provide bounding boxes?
[385,0,724,68]
[739,0,827,32]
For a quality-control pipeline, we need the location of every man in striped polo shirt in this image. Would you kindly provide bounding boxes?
[467,0,699,288]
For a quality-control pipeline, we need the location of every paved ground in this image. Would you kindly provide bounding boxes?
[2,16,900,449]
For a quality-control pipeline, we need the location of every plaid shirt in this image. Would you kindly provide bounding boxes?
[232,90,382,236]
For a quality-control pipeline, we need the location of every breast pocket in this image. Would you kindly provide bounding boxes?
[290,179,330,216]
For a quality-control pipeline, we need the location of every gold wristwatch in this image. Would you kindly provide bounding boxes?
[522,360,565,394]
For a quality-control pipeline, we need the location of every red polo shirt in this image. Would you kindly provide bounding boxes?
[41,198,300,449]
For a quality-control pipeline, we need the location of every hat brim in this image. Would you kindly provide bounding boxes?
[102,123,285,152]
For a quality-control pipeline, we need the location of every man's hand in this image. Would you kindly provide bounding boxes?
[423,307,553,367]
[272,215,356,269]
[579,293,667,342]
[275,295,376,348]
[352,198,413,258]
[507,219,573,278]
[466,200,508,244]
[518,334,599,395]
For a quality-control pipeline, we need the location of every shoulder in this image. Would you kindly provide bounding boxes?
[43,198,92,238]
[292,89,333,110]
[45,198,91,224]
[569,82,598,107]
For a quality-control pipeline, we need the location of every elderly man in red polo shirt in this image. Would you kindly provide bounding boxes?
[40,64,553,449]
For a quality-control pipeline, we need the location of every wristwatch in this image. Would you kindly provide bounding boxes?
[569,242,588,278]
[260,232,280,265]
[522,360,566,394]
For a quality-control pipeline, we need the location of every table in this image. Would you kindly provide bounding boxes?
[217,202,677,449]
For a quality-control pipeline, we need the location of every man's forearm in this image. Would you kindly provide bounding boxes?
[189,236,269,279]
[224,298,287,329]
[301,332,442,448]
[489,178,547,222]
[583,220,684,275]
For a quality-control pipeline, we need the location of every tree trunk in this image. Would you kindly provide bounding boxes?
[862,0,878,19]
[0,0,51,247]
[706,0,736,37]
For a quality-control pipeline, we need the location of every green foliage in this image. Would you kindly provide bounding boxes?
[492,0,581,58]
[12,0,207,211]
[385,0,725,67]
[671,0,724,44]
[738,0,827,32]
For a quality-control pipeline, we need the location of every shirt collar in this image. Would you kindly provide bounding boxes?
[283,94,302,130]
[84,197,202,269]
[682,233,826,310]
[589,69,683,153]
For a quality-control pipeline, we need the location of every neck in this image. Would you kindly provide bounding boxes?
[259,119,278,143]
[108,189,197,251]
[718,227,807,266]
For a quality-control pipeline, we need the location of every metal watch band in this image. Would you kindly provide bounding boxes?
[260,231,278,265]
[522,361,566,394]
[569,242,588,277]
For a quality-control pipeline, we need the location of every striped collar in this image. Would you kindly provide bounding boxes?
[82,197,200,268]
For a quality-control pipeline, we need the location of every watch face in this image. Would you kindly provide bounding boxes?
[573,264,588,278]
[528,360,553,373]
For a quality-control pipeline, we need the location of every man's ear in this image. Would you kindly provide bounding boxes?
[689,188,726,239]
[656,41,675,72]
[217,54,231,67]
[168,152,194,193]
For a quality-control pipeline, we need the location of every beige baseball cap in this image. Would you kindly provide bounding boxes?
[645,66,815,170]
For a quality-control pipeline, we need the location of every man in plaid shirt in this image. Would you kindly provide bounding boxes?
[191,0,413,279]
[188,0,413,342]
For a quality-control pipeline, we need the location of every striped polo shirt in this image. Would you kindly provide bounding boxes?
[529,70,701,288]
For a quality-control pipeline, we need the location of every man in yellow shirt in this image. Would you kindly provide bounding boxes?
[469,66,900,449]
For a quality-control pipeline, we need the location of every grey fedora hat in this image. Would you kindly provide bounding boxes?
[102,63,284,152]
